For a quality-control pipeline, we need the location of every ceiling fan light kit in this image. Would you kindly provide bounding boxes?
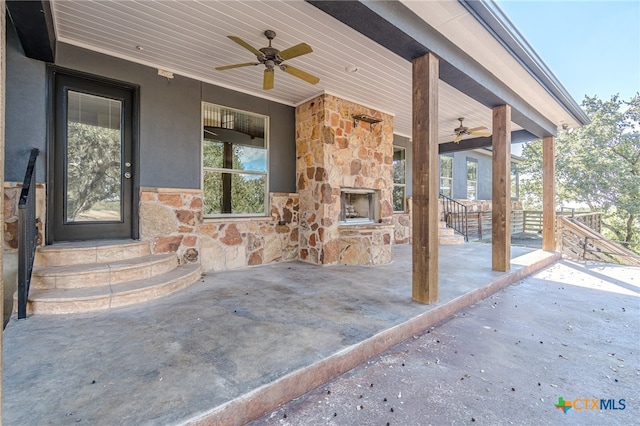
[216,30,320,90]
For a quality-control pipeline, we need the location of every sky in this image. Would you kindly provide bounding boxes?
[496,0,640,104]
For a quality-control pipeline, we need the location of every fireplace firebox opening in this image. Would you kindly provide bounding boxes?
[340,189,378,224]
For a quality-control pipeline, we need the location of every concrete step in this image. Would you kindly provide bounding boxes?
[35,240,151,267]
[21,264,202,315]
[31,253,178,289]
[438,227,455,236]
[439,234,466,245]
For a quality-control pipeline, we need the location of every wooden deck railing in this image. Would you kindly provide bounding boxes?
[460,209,603,242]
[558,216,640,266]
[461,210,524,240]
[523,210,602,234]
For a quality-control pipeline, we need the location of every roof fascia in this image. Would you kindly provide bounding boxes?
[6,0,56,62]
[307,0,558,138]
[459,0,589,126]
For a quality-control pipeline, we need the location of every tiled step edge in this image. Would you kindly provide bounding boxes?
[32,254,178,289]
[35,240,151,267]
[24,264,202,315]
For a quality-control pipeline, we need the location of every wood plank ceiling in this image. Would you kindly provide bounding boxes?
[52,0,526,142]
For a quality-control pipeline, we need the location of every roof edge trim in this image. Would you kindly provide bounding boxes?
[459,0,589,125]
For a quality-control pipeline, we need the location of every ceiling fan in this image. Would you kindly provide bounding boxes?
[452,117,492,143]
[215,30,320,90]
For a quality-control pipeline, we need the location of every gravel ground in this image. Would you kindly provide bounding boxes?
[249,259,639,426]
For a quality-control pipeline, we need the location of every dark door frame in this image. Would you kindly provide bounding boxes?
[46,67,140,244]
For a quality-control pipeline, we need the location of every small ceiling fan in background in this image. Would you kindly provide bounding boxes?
[215,30,320,90]
[451,117,492,143]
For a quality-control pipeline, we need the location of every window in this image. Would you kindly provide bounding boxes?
[466,158,477,200]
[439,155,453,197]
[511,165,520,200]
[392,146,406,212]
[202,103,268,216]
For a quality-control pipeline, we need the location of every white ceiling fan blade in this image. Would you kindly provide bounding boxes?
[454,134,463,143]
[471,130,492,137]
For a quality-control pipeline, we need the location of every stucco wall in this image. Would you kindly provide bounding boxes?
[449,150,496,201]
[4,20,296,193]
[5,22,47,183]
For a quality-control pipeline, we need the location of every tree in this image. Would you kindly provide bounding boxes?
[66,122,122,220]
[519,94,639,251]
[202,141,266,215]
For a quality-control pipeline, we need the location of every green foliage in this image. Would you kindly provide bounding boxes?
[66,122,121,220]
[519,94,640,252]
[202,140,267,215]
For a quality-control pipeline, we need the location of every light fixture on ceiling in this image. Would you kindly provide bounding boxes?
[135,45,144,51]
[345,65,359,73]
[157,69,174,82]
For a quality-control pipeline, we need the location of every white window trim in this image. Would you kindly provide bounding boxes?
[466,157,478,201]
[439,154,454,198]
[201,102,270,218]
[393,145,407,213]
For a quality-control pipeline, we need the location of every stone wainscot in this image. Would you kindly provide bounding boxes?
[139,188,299,272]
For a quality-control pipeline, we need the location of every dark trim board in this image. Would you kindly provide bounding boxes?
[307,0,562,138]
[6,0,56,62]
[439,129,537,154]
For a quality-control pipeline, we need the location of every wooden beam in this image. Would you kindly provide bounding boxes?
[6,0,56,62]
[438,129,537,154]
[412,52,439,304]
[492,105,511,271]
[542,136,556,251]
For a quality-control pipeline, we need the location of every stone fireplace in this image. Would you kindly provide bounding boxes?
[296,94,394,265]
[340,189,378,224]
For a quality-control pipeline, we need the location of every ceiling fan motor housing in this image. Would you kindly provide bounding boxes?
[216,29,319,89]
[259,47,281,64]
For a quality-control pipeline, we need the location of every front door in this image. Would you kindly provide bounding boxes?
[51,72,136,242]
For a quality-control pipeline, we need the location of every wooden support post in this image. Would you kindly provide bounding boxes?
[542,136,556,251]
[412,52,439,304]
[492,105,511,271]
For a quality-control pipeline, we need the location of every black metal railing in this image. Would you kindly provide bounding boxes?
[18,148,40,319]
[439,193,468,241]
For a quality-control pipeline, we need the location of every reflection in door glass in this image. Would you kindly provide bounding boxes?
[66,91,122,222]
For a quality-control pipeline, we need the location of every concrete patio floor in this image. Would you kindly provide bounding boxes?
[2,243,559,425]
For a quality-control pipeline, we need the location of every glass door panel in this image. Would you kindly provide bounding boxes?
[66,91,123,222]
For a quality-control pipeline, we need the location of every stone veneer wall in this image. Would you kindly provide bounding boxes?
[3,182,45,251]
[338,224,394,265]
[391,197,412,245]
[295,94,395,265]
[139,188,299,272]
